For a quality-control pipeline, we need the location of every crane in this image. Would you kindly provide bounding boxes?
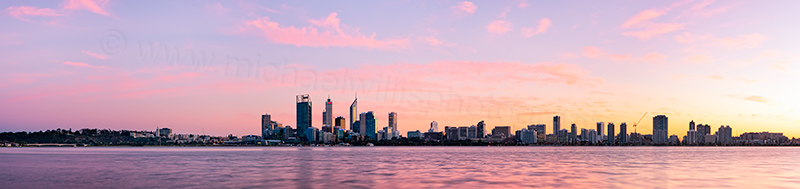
[632,112,647,134]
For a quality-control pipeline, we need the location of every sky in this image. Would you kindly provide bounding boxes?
[1,0,799,138]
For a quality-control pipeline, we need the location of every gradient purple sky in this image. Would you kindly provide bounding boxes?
[2,0,799,138]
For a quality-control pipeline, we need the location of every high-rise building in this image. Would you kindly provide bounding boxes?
[335,117,346,129]
[323,96,333,126]
[652,115,668,144]
[262,113,272,139]
[492,126,511,138]
[557,129,569,143]
[717,125,732,145]
[619,122,628,144]
[468,125,477,139]
[580,128,588,142]
[445,126,459,140]
[570,123,577,143]
[429,121,438,133]
[528,124,546,142]
[388,112,398,138]
[553,116,561,135]
[587,129,597,144]
[686,120,697,145]
[349,95,357,131]
[476,120,486,138]
[518,128,537,144]
[458,126,469,140]
[607,123,616,145]
[296,94,312,141]
[352,120,361,134]
[596,122,605,141]
[697,123,711,142]
[360,111,376,140]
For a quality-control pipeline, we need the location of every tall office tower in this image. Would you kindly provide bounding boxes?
[580,128,588,142]
[262,113,272,139]
[323,96,333,126]
[429,121,438,132]
[445,126,460,140]
[361,111,376,140]
[388,112,398,138]
[352,120,361,134]
[534,124,546,142]
[686,120,697,144]
[467,125,477,138]
[350,94,357,131]
[619,122,628,144]
[718,125,732,144]
[587,129,597,144]
[697,124,711,142]
[335,117,346,130]
[553,116,561,135]
[653,115,668,144]
[557,129,569,143]
[570,123,577,143]
[476,120,486,138]
[607,123,616,145]
[296,94,312,141]
[596,122,605,141]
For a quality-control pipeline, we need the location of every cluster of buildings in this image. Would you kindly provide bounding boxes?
[260,94,400,144]
[249,94,792,146]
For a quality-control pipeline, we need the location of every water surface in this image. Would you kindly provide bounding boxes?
[1,147,798,188]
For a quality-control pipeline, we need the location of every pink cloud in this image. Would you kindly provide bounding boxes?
[621,9,665,28]
[63,0,111,17]
[81,50,107,60]
[641,52,667,62]
[241,13,409,49]
[453,1,477,15]
[675,32,768,49]
[425,36,457,47]
[518,0,529,8]
[685,54,714,64]
[204,2,229,15]
[63,61,107,69]
[4,6,63,21]
[487,20,512,35]
[521,18,551,37]
[620,6,685,39]
[717,33,768,49]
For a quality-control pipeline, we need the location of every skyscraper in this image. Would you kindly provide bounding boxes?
[607,123,615,145]
[323,96,333,126]
[262,113,272,139]
[570,123,577,143]
[686,120,697,144]
[350,94,357,131]
[360,111,376,140]
[596,122,605,141]
[619,122,628,144]
[476,120,485,138]
[388,112,398,138]
[553,116,561,135]
[653,115,668,144]
[429,121,438,132]
[296,94,312,141]
[718,125,732,145]
[335,116,346,130]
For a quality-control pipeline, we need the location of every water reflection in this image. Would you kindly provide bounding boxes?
[1,147,799,188]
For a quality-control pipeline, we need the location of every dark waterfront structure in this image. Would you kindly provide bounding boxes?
[607,123,615,145]
[653,115,668,144]
[619,122,628,144]
[553,116,561,135]
[296,94,312,141]
[476,121,486,138]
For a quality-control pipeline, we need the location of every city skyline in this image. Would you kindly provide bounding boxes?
[1,1,799,138]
